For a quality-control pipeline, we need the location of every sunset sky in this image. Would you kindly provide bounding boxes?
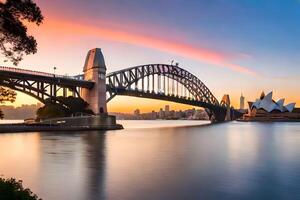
[1,0,300,113]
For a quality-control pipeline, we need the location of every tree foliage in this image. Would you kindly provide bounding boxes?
[0,86,16,119]
[0,109,3,119]
[37,96,94,119]
[0,0,44,65]
[0,177,41,200]
[36,103,67,119]
[0,86,16,103]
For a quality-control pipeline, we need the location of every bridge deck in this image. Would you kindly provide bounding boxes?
[0,66,94,88]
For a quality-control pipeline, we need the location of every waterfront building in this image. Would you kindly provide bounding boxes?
[244,91,300,121]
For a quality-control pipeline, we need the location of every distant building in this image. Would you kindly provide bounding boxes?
[240,93,245,110]
[111,105,210,120]
[159,108,164,119]
[244,91,300,121]
[134,109,140,116]
[165,105,170,112]
[165,105,170,117]
[151,110,157,120]
[0,103,42,119]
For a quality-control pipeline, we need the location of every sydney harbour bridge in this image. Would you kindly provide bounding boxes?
[0,48,241,122]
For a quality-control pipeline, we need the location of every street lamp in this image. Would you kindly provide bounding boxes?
[53,67,57,76]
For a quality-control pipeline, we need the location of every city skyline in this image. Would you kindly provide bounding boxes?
[112,104,209,120]
[1,0,300,112]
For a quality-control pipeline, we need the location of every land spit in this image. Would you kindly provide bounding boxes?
[0,115,123,133]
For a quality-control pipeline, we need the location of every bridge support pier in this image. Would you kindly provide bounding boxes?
[206,108,226,123]
[81,48,107,114]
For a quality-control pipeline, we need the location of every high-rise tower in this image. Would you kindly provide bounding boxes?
[240,93,245,110]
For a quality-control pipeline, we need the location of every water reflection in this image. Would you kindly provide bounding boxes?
[0,133,41,190]
[82,132,106,200]
[0,121,300,200]
[37,131,107,200]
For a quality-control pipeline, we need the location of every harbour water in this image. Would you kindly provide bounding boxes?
[0,120,300,200]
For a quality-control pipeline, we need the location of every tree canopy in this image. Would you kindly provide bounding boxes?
[0,177,41,200]
[0,0,43,118]
[0,87,16,119]
[37,96,94,120]
[0,0,44,65]
[0,86,16,103]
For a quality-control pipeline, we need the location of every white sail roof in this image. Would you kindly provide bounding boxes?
[285,103,296,113]
[251,91,295,113]
[276,99,285,111]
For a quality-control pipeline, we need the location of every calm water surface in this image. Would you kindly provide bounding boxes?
[0,120,300,200]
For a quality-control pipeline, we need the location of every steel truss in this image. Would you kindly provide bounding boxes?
[106,64,229,120]
[0,69,93,107]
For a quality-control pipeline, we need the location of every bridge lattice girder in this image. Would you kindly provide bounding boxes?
[0,67,93,106]
[106,64,221,109]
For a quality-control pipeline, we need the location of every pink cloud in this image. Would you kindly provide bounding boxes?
[28,17,257,76]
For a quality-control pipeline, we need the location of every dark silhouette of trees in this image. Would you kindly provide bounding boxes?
[0,177,41,200]
[36,103,67,119]
[0,0,43,118]
[0,0,44,65]
[37,97,94,119]
[0,87,16,119]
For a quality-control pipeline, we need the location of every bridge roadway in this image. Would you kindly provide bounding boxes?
[0,66,94,88]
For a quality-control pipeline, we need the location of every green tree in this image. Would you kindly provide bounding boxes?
[0,0,44,65]
[0,177,41,200]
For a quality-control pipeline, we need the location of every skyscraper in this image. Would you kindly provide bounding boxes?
[165,105,170,117]
[240,93,245,110]
[159,108,164,119]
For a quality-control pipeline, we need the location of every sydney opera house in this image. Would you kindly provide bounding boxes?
[244,91,300,121]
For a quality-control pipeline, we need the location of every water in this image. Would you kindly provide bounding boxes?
[0,120,300,200]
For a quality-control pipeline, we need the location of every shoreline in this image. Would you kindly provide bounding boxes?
[237,119,300,122]
[0,123,123,133]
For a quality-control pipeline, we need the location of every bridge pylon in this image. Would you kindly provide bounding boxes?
[220,94,232,121]
[81,48,107,114]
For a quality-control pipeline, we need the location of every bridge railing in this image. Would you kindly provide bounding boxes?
[0,66,83,80]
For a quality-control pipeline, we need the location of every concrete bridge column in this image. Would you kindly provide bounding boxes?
[81,48,107,114]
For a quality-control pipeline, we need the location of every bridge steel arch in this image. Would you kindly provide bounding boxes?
[106,64,227,121]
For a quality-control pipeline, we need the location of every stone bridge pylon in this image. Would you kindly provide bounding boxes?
[81,48,107,114]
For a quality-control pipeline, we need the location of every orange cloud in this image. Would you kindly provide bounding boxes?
[28,17,257,76]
